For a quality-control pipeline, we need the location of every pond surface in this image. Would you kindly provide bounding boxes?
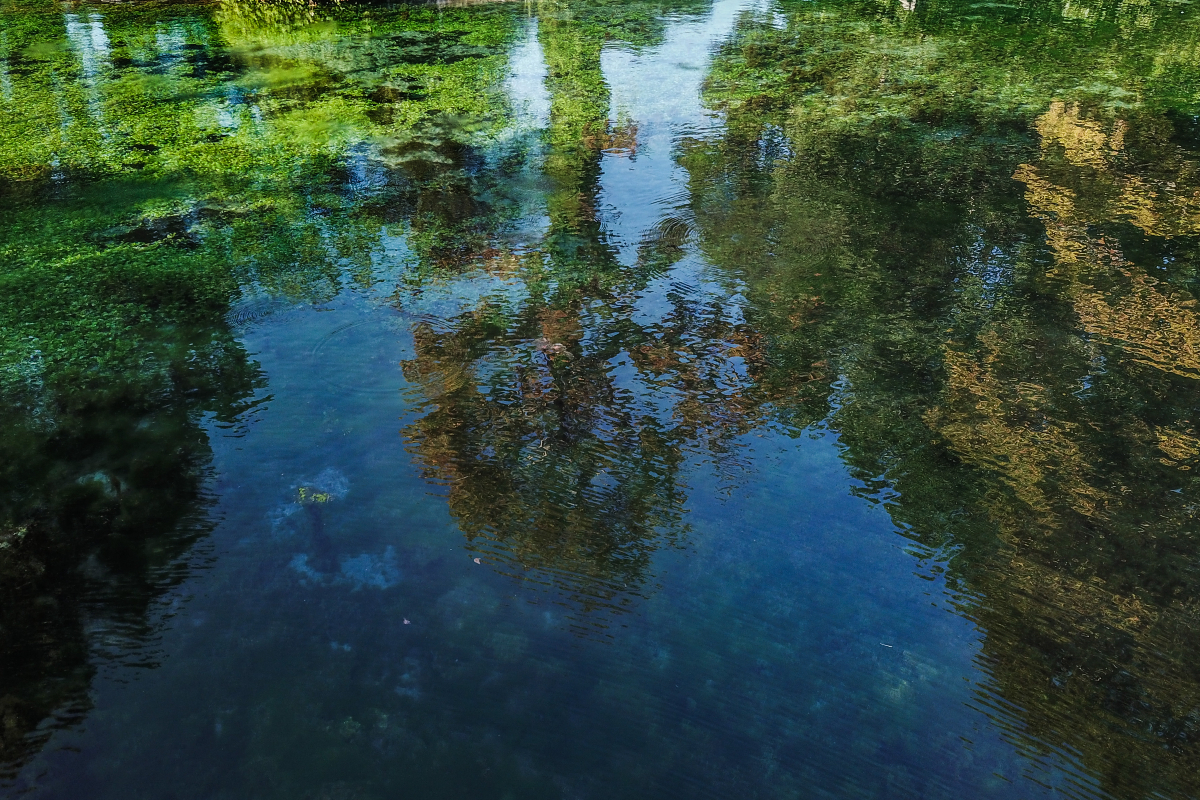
[2,0,1200,797]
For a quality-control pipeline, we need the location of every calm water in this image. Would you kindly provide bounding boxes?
[2,0,1200,797]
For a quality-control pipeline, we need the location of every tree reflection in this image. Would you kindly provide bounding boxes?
[690,0,1200,792]
[396,0,785,627]
[930,102,1200,798]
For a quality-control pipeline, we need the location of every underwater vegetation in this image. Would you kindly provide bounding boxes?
[0,0,524,776]
[1,0,1200,796]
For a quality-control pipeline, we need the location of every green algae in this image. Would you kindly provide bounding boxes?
[0,0,525,408]
[703,0,1200,201]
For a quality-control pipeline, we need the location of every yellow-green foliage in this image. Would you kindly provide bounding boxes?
[0,0,524,407]
[704,0,1200,196]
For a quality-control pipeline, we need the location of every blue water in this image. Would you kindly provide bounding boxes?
[4,0,1200,797]
[26,291,1038,798]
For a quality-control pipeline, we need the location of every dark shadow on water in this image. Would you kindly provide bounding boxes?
[0,324,262,781]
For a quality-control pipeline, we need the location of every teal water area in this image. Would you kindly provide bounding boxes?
[2,0,1200,797]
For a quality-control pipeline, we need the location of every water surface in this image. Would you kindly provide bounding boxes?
[2,0,1200,797]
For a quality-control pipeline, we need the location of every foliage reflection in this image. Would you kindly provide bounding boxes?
[690,0,1200,794]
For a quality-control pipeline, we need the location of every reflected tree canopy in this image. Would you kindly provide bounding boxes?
[399,0,748,626]
[689,0,1200,795]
